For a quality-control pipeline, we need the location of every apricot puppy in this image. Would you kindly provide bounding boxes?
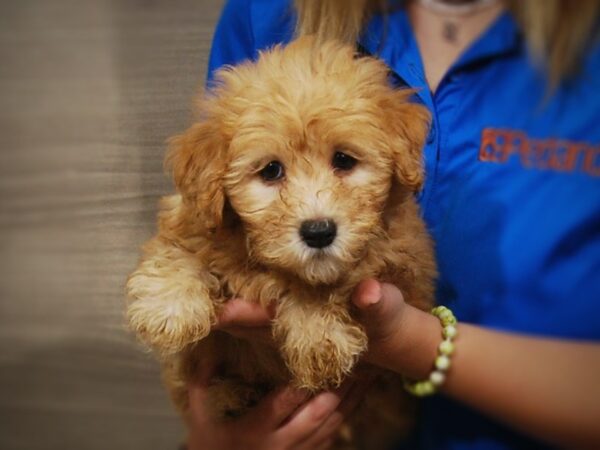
[126,36,436,447]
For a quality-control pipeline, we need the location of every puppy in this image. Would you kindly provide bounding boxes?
[126,36,436,448]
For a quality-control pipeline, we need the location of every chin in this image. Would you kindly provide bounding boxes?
[295,251,348,286]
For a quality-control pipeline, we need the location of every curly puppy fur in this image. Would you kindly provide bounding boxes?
[126,36,436,448]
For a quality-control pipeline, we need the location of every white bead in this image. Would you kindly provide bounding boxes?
[443,325,457,339]
[435,355,451,371]
[429,370,446,386]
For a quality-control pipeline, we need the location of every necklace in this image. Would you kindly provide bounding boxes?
[418,0,500,16]
[416,0,501,43]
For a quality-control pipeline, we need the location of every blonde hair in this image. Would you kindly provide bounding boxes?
[294,0,600,87]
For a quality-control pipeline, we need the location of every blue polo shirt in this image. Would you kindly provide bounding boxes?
[207,1,600,449]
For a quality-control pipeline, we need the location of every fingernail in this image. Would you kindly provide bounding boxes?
[362,280,381,305]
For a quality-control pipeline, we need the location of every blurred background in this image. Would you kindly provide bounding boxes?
[0,1,223,448]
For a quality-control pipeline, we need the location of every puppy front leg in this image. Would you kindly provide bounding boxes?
[274,299,367,391]
[126,237,218,355]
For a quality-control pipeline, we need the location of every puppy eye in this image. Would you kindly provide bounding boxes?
[259,160,285,182]
[332,151,358,171]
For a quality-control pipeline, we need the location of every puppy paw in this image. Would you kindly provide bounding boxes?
[282,322,367,391]
[127,296,213,354]
[126,271,216,354]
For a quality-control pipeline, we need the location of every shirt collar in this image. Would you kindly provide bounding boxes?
[454,12,521,70]
[359,8,521,104]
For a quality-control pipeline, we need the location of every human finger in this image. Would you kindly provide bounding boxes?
[296,376,372,449]
[352,279,406,314]
[187,349,220,386]
[215,298,274,329]
[294,410,343,450]
[187,382,233,450]
[188,382,210,421]
[276,380,353,444]
[335,373,373,417]
[251,385,311,429]
[351,280,407,343]
[352,278,383,309]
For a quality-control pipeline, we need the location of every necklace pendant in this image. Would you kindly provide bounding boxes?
[443,21,458,42]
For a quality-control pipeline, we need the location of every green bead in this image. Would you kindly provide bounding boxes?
[404,379,437,397]
[441,316,457,326]
[406,383,417,395]
[438,309,452,320]
[414,383,424,396]
[415,381,434,396]
[421,381,435,395]
[439,339,455,355]
[443,325,457,339]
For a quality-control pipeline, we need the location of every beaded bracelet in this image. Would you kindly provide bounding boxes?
[403,305,457,397]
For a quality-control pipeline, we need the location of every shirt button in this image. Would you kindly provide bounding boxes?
[427,123,437,144]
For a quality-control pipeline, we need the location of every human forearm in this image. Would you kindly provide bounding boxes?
[441,322,600,449]
[355,282,600,449]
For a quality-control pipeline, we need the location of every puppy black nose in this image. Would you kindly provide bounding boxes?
[300,219,337,248]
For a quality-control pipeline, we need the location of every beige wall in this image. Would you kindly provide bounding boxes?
[0,1,223,448]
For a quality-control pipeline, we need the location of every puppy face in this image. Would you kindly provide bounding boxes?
[167,37,430,285]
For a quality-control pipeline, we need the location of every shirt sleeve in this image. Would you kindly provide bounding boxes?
[207,0,257,84]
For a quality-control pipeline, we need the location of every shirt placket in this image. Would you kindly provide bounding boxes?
[359,10,440,217]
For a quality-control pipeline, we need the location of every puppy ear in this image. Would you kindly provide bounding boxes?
[381,92,431,192]
[165,121,226,230]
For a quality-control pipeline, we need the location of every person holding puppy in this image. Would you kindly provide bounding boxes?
[187,1,600,449]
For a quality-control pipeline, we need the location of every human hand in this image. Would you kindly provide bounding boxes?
[352,279,439,379]
[214,298,276,345]
[187,376,372,450]
[351,279,408,347]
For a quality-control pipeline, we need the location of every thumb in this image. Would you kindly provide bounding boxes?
[352,279,406,335]
[352,278,404,311]
[352,278,384,310]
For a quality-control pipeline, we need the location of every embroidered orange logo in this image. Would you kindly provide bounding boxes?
[479,128,600,177]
